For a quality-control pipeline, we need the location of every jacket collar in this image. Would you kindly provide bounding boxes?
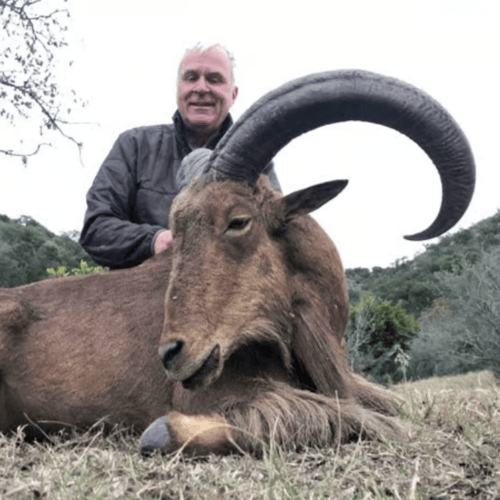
[173,110,233,159]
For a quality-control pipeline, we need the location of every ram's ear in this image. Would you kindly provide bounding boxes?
[281,180,348,220]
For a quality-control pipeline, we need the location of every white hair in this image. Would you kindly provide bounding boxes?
[177,43,236,82]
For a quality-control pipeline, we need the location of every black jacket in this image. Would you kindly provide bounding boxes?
[80,112,280,269]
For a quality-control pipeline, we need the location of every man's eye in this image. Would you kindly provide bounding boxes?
[207,74,223,84]
[183,72,198,82]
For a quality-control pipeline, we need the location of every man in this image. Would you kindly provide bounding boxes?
[80,44,280,269]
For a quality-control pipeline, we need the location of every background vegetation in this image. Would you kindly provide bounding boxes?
[346,210,500,318]
[347,292,419,384]
[0,214,96,286]
[346,210,500,383]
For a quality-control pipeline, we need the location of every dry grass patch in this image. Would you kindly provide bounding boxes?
[1,371,499,499]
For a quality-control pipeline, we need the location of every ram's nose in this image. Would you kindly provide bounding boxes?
[159,341,184,371]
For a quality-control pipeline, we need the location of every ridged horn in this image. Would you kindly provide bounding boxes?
[204,70,475,241]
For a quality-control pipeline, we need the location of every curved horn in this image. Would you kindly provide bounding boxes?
[204,70,475,241]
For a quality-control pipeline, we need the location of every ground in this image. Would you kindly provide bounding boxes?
[1,371,499,499]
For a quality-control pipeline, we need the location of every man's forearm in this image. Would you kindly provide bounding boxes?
[80,215,163,269]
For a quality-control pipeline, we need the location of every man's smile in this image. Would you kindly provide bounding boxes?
[189,102,216,107]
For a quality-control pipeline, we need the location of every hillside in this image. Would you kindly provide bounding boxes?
[0,214,95,287]
[346,209,500,318]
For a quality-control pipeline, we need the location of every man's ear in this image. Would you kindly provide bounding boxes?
[231,86,239,105]
[279,180,348,220]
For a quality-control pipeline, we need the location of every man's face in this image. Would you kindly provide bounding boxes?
[177,47,238,136]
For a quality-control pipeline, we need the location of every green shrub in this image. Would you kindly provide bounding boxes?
[46,260,104,278]
[347,292,420,384]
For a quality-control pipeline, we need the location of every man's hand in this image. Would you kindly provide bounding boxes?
[154,230,174,255]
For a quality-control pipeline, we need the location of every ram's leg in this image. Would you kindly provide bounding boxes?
[140,411,236,456]
[348,372,404,416]
[140,382,406,456]
[224,381,407,455]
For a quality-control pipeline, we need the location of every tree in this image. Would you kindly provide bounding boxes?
[0,0,84,162]
[347,292,420,384]
[0,214,96,286]
[408,248,500,380]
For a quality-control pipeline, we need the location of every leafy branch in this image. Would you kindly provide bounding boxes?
[0,0,85,161]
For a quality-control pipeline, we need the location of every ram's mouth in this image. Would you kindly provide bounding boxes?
[181,344,221,390]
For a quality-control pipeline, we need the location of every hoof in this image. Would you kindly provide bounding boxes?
[140,416,171,455]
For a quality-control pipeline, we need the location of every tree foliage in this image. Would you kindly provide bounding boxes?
[0,214,95,286]
[46,259,103,278]
[347,292,420,384]
[344,210,500,381]
[408,247,500,379]
[0,0,84,161]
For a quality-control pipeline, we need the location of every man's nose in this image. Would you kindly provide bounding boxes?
[194,77,210,93]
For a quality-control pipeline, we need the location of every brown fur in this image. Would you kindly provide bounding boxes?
[0,175,406,453]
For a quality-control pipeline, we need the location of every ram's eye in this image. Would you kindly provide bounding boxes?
[227,218,251,231]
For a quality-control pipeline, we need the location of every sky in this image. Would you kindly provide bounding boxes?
[1,0,498,269]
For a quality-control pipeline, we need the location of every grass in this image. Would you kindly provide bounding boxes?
[1,371,499,499]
